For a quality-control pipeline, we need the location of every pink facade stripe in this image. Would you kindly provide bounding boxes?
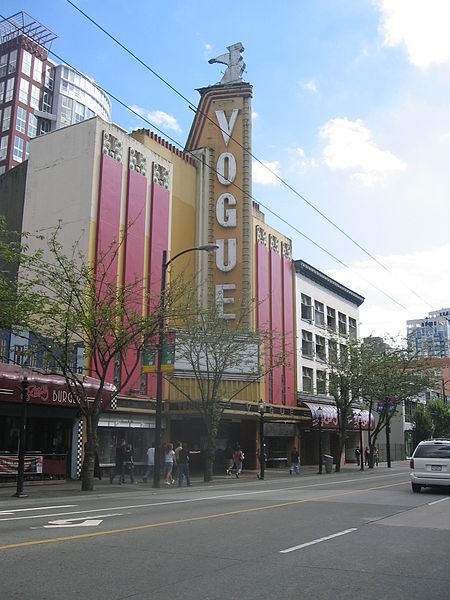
[121,169,147,387]
[256,242,271,402]
[270,248,283,404]
[146,181,170,398]
[282,257,295,406]
[96,154,123,386]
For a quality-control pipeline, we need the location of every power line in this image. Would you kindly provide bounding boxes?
[0,10,407,310]
[63,1,433,310]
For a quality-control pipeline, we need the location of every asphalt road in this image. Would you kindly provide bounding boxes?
[0,463,449,600]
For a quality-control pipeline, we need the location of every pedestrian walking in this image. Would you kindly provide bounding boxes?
[289,447,300,475]
[365,446,370,467]
[354,447,361,467]
[233,444,244,478]
[123,443,134,483]
[177,442,191,487]
[164,443,176,485]
[143,443,155,483]
[224,443,234,476]
[173,440,182,481]
[374,446,379,466]
[110,439,127,484]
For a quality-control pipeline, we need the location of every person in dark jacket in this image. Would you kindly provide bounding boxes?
[110,439,127,484]
[177,442,191,487]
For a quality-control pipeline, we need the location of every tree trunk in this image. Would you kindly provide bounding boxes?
[81,412,98,491]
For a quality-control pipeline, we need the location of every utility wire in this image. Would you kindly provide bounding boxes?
[0,11,407,309]
[64,0,432,310]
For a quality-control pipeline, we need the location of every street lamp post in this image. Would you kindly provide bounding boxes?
[258,401,265,480]
[358,411,364,472]
[153,244,218,488]
[317,406,323,475]
[14,367,30,498]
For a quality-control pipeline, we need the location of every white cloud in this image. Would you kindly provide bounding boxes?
[290,147,318,170]
[252,160,282,185]
[129,105,182,134]
[302,80,318,93]
[319,117,406,185]
[378,0,450,68]
[326,243,450,341]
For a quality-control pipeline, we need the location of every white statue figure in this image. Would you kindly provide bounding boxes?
[208,42,246,84]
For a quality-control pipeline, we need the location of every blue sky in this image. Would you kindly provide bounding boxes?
[3,1,450,340]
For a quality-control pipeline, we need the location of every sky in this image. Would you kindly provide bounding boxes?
[3,0,450,342]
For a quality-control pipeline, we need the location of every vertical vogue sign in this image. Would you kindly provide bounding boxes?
[214,108,240,320]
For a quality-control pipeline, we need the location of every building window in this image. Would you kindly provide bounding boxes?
[27,113,37,138]
[22,50,32,76]
[13,136,24,162]
[8,50,17,74]
[16,107,27,133]
[44,67,54,90]
[316,335,326,361]
[315,301,325,327]
[349,317,357,340]
[19,78,29,104]
[42,92,52,113]
[2,106,11,132]
[5,78,15,103]
[75,101,85,122]
[302,330,313,358]
[338,312,347,335]
[25,140,30,160]
[316,370,326,394]
[302,367,313,393]
[301,294,312,321]
[0,54,7,78]
[0,135,8,160]
[340,343,347,361]
[33,57,43,83]
[328,339,338,363]
[30,84,40,109]
[327,306,336,330]
[0,80,4,103]
[39,119,51,134]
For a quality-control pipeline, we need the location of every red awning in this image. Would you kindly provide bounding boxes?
[0,363,115,409]
[301,401,374,431]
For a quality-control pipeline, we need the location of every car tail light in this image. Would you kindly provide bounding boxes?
[409,458,414,468]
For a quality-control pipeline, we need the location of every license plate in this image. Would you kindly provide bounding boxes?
[430,465,442,471]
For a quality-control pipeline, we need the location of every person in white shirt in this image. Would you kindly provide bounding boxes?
[143,443,155,483]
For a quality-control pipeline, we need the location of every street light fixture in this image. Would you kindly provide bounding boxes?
[258,401,265,480]
[317,406,323,475]
[153,244,218,488]
[358,411,364,472]
[14,365,31,498]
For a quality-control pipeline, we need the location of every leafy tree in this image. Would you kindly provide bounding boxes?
[167,298,287,482]
[411,403,434,447]
[0,222,163,491]
[360,338,434,467]
[328,338,372,472]
[328,336,433,471]
[411,399,450,445]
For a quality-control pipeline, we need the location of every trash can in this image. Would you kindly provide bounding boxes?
[323,455,333,474]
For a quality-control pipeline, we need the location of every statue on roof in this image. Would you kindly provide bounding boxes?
[208,42,246,84]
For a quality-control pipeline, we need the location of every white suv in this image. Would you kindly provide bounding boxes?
[409,439,450,493]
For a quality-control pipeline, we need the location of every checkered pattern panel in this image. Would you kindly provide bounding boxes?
[76,418,84,479]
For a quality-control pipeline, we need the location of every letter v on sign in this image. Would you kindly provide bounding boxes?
[215,109,239,147]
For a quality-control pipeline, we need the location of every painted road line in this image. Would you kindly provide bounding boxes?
[0,505,76,516]
[428,496,450,506]
[280,528,358,553]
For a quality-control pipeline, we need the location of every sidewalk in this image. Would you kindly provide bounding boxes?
[0,462,408,501]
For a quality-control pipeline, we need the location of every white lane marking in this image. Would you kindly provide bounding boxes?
[280,528,358,553]
[42,513,122,528]
[428,496,450,506]
[0,472,408,523]
[0,505,76,516]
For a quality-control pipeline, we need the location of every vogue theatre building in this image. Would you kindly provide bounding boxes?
[0,41,368,476]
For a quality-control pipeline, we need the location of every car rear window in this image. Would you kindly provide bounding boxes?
[414,444,450,459]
